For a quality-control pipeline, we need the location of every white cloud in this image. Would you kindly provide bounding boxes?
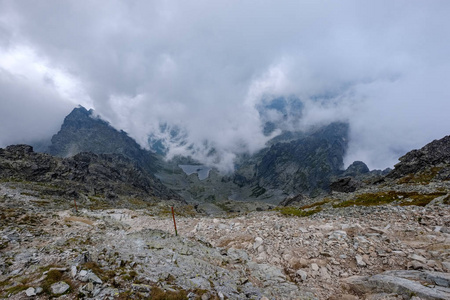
[1,0,449,171]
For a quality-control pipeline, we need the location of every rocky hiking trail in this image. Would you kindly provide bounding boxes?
[1,183,450,299]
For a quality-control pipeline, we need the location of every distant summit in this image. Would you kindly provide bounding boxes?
[48,106,161,174]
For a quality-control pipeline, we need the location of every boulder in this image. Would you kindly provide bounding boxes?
[330,177,361,193]
[50,281,70,295]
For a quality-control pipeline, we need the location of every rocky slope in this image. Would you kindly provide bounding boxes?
[48,106,162,174]
[387,135,450,182]
[0,144,183,203]
[0,180,448,299]
[0,134,450,299]
[44,107,368,203]
[252,122,349,197]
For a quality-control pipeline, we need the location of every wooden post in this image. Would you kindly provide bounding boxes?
[171,206,178,236]
[74,198,78,213]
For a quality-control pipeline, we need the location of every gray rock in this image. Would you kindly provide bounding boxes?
[253,237,263,249]
[345,271,450,300]
[296,269,308,281]
[320,266,331,280]
[330,177,361,193]
[442,262,450,272]
[70,265,77,278]
[279,193,310,207]
[50,281,70,295]
[409,254,427,264]
[88,271,103,284]
[25,287,35,297]
[311,263,319,271]
[132,283,152,292]
[329,230,347,240]
[227,248,249,263]
[368,274,450,300]
[355,255,367,267]
[387,135,450,180]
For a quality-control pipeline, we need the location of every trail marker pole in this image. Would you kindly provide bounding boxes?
[171,206,178,236]
[74,198,78,213]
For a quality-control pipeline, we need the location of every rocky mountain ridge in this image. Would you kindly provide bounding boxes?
[0,144,183,204]
[42,106,377,204]
[387,135,450,181]
[0,133,449,299]
[48,106,161,174]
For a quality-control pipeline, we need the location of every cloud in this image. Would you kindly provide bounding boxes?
[1,0,449,170]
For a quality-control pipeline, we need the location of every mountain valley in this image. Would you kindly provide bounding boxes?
[0,107,449,299]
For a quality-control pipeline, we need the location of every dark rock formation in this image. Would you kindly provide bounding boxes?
[330,177,361,193]
[48,106,161,174]
[342,161,370,177]
[253,122,349,197]
[387,135,450,180]
[279,193,310,207]
[0,144,184,202]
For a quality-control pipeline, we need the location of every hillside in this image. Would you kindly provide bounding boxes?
[0,135,449,299]
[44,107,363,204]
[0,144,184,206]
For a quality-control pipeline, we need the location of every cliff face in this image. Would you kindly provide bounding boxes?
[0,144,184,202]
[48,106,161,174]
[232,122,349,198]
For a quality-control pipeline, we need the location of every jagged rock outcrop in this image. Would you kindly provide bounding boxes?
[253,122,349,197]
[388,135,450,181]
[341,161,370,177]
[0,144,183,202]
[48,106,161,174]
[330,177,361,193]
[344,270,450,300]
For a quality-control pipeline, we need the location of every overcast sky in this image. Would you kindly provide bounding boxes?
[1,1,449,171]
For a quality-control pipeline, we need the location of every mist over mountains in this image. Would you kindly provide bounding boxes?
[39,106,387,204]
[2,3,450,299]
[1,1,450,173]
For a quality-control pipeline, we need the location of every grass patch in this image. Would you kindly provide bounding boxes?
[333,191,446,208]
[300,199,331,209]
[276,206,322,217]
[214,201,233,213]
[0,239,8,250]
[41,269,71,296]
[398,167,442,184]
[87,196,111,210]
[444,195,450,205]
[81,262,113,282]
[64,216,94,226]
[150,286,188,300]
[128,198,151,207]
[5,284,29,295]
[30,199,51,206]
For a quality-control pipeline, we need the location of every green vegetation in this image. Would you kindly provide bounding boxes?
[0,239,8,250]
[276,206,322,217]
[81,262,115,282]
[300,199,331,209]
[333,191,446,208]
[443,194,450,205]
[398,167,442,184]
[5,284,29,295]
[41,269,72,296]
[149,286,188,300]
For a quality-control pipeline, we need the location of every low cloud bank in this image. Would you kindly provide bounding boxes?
[1,1,449,171]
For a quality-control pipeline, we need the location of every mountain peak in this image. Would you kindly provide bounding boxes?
[48,106,160,174]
